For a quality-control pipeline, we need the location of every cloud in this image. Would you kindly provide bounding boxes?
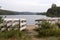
[0,0,60,12]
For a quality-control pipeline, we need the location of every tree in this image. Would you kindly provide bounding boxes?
[46,4,60,17]
[51,4,57,9]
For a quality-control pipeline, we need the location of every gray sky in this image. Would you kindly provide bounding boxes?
[0,0,60,12]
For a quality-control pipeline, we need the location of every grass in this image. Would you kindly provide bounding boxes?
[0,30,21,38]
[34,21,60,38]
[0,20,60,40]
[0,29,32,40]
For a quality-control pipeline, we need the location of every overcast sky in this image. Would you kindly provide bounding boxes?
[0,0,60,12]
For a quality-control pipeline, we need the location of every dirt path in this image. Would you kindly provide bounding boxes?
[26,25,39,40]
[26,25,52,40]
[26,25,37,35]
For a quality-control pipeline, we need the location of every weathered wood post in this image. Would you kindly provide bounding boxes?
[5,21,7,31]
[19,19,20,31]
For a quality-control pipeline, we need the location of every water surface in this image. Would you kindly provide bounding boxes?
[0,15,48,25]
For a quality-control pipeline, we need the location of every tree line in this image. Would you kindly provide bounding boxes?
[46,4,60,17]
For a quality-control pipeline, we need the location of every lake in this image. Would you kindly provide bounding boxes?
[0,15,48,25]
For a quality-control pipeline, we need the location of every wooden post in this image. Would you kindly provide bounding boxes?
[5,21,7,31]
[19,19,20,30]
[58,17,59,23]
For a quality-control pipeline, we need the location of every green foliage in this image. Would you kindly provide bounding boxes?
[35,21,60,37]
[40,21,51,29]
[16,30,22,38]
[0,30,32,40]
[46,4,60,17]
[56,22,60,28]
[0,30,22,39]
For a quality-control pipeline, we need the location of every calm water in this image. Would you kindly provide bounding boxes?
[0,15,48,25]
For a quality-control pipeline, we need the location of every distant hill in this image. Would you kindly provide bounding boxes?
[0,9,44,15]
[16,12,36,15]
[36,12,46,15]
[0,9,17,15]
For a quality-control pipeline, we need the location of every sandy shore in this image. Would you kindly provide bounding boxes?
[26,25,36,31]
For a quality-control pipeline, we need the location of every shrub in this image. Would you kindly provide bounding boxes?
[36,21,60,37]
[40,21,51,29]
[16,30,22,38]
[55,29,60,37]
[56,22,60,28]
[0,30,15,38]
[0,30,22,39]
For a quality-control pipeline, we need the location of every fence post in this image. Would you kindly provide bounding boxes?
[19,19,20,31]
[5,21,7,31]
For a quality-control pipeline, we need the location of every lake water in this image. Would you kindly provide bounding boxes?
[0,15,48,25]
